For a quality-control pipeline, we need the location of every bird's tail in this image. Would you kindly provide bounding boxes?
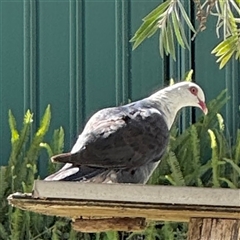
[51,151,97,166]
[44,163,110,182]
[51,152,74,163]
[47,152,117,182]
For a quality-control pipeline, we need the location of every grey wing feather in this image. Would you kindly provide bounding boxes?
[44,163,107,181]
[51,103,169,169]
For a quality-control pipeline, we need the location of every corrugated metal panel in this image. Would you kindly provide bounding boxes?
[130,1,165,100]
[1,0,240,168]
[1,1,25,165]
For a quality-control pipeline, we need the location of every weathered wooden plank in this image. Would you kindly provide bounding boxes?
[33,180,240,207]
[8,193,240,222]
[72,218,146,232]
[188,218,240,240]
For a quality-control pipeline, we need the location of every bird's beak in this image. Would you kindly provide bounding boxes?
[198,100,208,115]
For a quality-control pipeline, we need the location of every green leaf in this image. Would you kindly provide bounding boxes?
[189,125,201,181]
[130,20,152,42]
[8,109,33,173]
[169,78,175,85]
[235,49,240,60]
[163,26,170,55]
[147,25,159,39]
[40,143,53,157]
[159,28,165,58]
[131,20,158,49]
[211,36,237,54]
[214,41,236,57]
[8,110,19,144]
[201,89,229,132]
[235,0,240,6]
[219,49,235,69]
[219,178,237,189]
[183,69,193,81]
[95,233,101,240]
[178,20,190,50]
[0,167,8,200]
[208,129,220,187]
[223,158,240,175]
[167,20,176,60]
[178,1,196,33]
[164,175,176,185]
[105,231,119,240]
[36,105,51,137]
[14,110,33,156]
[143,0,171,21]
[224,3,239,34]
[216,47,236,62]
[25,105,51,164]
[54,127,64,153]
[167,151,185,186]
[198,161,212,177]
[216,113,225,131]
[171,9,185,48]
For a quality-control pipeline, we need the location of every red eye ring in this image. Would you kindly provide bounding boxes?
[189,87,198,95]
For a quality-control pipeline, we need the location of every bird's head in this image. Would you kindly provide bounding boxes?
[148,81,208,129]
[171,82,208,115]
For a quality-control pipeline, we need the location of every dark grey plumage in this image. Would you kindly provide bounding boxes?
[44,82,207,184]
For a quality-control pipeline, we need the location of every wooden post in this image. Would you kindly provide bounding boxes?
[188,218,240,240]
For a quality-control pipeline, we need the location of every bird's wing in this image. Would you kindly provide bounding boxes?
[51,103,169,168]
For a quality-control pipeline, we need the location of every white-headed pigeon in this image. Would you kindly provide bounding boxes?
[44,81,207,184]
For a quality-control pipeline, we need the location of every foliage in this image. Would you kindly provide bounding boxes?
[0,106,90,239]
[131,0,240,69]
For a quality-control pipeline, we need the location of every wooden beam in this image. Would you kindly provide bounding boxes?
[8,195,240,222]
[188,218,240,240]
[72,218,146,233]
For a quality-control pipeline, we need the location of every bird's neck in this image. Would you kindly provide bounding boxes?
[147,90,183,130]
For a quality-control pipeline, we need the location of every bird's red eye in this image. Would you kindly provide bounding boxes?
[189,87,198,95]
